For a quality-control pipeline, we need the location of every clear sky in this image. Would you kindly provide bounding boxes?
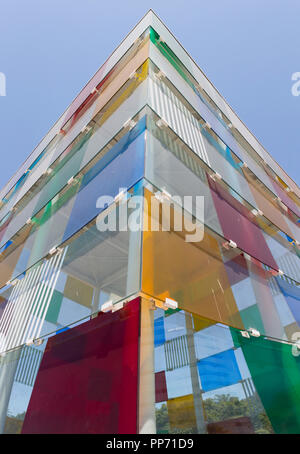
[0,0,299,191]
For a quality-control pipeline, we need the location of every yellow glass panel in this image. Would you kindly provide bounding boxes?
[193,315,215,332]
[95,59,149,128]
[277,176,288,189]
[64,275,94,308]
[284,322,299,340]
[167,394,197,430]
[0,232,30,289]
[93,41,149,116]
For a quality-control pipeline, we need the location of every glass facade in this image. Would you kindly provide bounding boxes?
[0,11,299,434]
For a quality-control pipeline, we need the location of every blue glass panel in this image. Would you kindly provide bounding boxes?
[0,240,13,254]
[275,277,300,324]
[56,327,70,335]
[32,130,93,217]
[286,235,296,244]
[201,127,242,172]
[62,129,145,242]
[28,152,45,171]
[197,348,241,392]
[194,94,244,162]
[154,317,166,347]
[81,116,146,189]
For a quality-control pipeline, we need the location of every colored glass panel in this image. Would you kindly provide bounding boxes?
[167,394,197,431]
[247,178,297,241]
[22,297,140,434]
[142,188,243,328]
[239,304,265,334]
[153,310,275,434]
[270,178,300,218]
[32,129,93,217]
[45,290,63,325]
[63,276,94,309]
[62,130,145,242]
[207,417,255,434]
[154,317,165,347]
[197,349,241,392]
[231,329,300,434]
[275,277,300,325]
[192,316,214,332]
[155,371,168,403]
[208,176,278,271]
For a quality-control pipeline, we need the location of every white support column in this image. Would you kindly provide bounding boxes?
[138,298,156,434]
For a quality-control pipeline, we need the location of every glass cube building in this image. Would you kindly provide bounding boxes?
[0,10,300,434]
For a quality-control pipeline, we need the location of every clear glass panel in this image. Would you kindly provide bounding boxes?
[147,58,277,199]
[0,343,45,434]
[145,123,223,236]
[275,277,300,326]
[0,190,143,349]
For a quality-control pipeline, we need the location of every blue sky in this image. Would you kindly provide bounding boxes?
[0,0,299,190]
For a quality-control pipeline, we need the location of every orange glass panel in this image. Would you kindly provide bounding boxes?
[142,189,243,329]
[192,315,215,332]
[93,59,149,129]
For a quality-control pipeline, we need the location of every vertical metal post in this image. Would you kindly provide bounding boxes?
[138,298,156,434]
[185,312,206,434]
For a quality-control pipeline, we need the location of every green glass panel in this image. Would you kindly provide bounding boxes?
[150,27,193,91]
[45,290,63,324]
[239,304,265,334]
[33,130,92,216]
[231,329,300,434]
[165,307,181,317]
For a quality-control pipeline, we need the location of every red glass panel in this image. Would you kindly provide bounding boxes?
[155,371,168,403]
[22,297,140,434]
[62,61,110,129]
[208,176,278,271]
[207,417,255,434]
[270,178,300,218]
[224,254,249,286]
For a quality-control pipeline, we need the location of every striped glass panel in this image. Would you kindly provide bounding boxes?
[0,248,66,353]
